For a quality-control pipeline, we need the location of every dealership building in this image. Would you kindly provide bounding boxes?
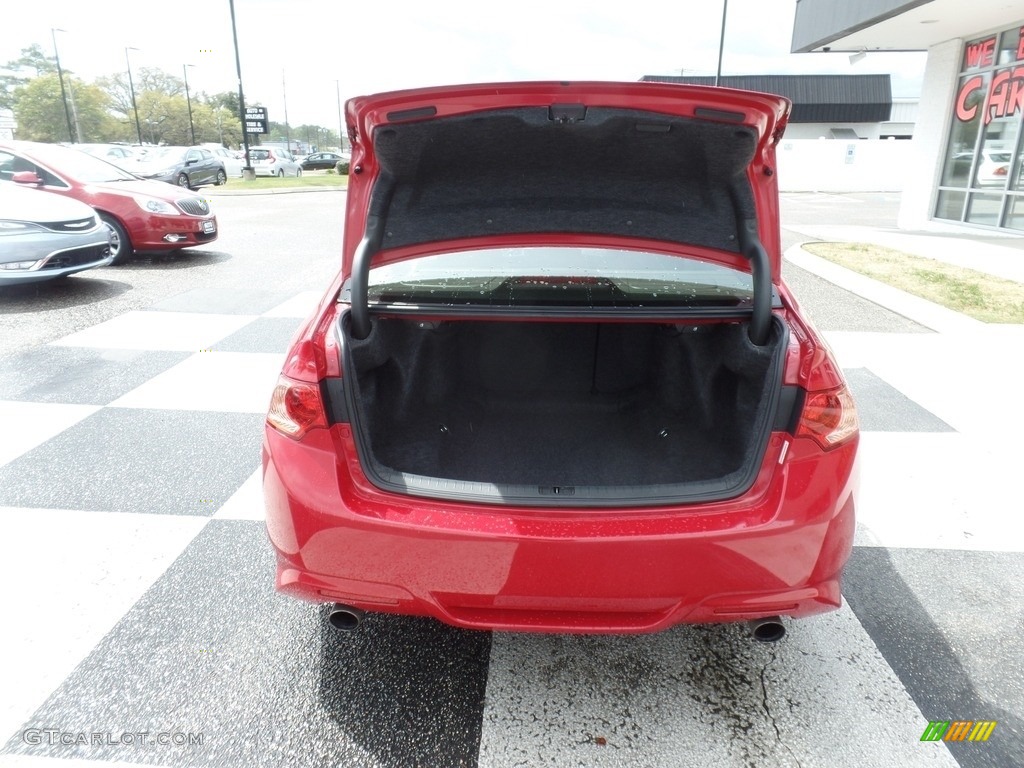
[792,0,1024,233]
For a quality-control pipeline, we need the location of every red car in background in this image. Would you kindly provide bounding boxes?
[262,82,859,640]
[0,141,217,264]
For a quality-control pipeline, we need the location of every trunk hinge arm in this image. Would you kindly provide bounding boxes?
[737,218,772,347]
[350,178,395,340]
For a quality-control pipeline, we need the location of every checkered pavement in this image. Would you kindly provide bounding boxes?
[0,286,1020,768]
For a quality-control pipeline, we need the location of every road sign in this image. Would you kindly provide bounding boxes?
[245,106,268,134]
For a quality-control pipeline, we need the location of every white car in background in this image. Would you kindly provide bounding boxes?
[202,144,245,178]
[249,147,302,178]
[74,144,143,172]
[975,150,1012,187]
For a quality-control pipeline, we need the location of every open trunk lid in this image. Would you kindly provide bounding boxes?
[342,81,790,342]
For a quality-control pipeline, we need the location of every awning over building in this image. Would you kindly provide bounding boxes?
[640,74,892,123]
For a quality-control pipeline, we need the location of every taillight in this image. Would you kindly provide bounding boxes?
[994,166,1007,176]
[267,376,327,439]
[796,385,858,450]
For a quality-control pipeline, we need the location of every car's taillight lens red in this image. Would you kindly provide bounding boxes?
[267,376,327,439]
[994,166,1007,176]
[796,386,858,450]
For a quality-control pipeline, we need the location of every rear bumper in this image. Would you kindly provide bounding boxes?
[263,425,858,633]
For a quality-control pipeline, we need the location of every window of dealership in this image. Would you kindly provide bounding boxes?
[936,24,1024,231]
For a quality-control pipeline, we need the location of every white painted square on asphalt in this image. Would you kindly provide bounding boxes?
[50,311,258,352]
[213,467,265,520]
[0,507,208,744]
[854,432,1024,553]
[479,605,958,768]
[109,352,284,413]
[0,401,100,468]
[262,291,323,318]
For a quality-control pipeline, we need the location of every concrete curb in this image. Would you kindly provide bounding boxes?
[784,243,985,335]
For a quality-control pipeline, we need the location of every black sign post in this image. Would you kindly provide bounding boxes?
[229,0,254,178]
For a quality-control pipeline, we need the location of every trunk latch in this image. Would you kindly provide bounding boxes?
[548,104,587,124]
[539,485,576,496]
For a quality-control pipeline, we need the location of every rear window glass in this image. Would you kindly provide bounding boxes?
[365,247,761,309]
[251,149,271,160]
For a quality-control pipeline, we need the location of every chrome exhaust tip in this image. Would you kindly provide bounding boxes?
[748,616,786,643]
[327,604,366,632]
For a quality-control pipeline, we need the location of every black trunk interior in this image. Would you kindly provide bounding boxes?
[343,318,784,503]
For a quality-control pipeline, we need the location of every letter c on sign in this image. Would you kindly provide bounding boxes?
[956,76,984,121]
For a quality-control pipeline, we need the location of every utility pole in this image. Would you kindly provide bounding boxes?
[283,69,291,153]
[335,79,343,152]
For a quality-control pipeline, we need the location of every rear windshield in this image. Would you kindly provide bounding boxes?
[250,149,271,160]
[365,247,761,309]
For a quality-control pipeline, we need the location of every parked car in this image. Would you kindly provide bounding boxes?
[0,140,218,264]
[262,82,860,639]
[202,144,245,178]
[300,151,347,171]
[134,146,226,189]
[249,147,301,177]
[975,150,1012,187]
[74,143,143,172]
[0,183,112,283]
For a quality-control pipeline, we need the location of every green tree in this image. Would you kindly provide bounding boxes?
[12,73,115,142]
[207,90,240,116]
[99,67,187,141]
[1,43,58,109]
[187,103,242,147]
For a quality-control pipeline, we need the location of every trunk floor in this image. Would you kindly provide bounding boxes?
[371,391,739,487]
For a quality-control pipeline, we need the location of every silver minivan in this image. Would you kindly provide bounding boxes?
[0,182,112,283]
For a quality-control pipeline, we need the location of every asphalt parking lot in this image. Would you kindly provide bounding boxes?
[0,191,1020,767]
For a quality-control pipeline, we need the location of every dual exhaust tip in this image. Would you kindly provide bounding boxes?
[748,615,786,643]
[327,603,786,643]
[327,604,365,632]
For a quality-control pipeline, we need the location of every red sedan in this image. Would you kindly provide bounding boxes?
[263,82,859,640]
[0,141,217,264]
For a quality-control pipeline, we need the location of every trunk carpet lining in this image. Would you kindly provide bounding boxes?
[347,319,780,490]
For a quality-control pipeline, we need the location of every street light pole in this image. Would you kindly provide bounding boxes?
[125,47,143,144]
[50,28,75,143]
[183,64,196,144]
[715,0,728,86]
[228,0,253,176]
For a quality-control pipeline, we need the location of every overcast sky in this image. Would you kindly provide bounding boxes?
[6,0,927,129]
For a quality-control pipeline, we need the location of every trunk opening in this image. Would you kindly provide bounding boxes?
[341,316,787,506]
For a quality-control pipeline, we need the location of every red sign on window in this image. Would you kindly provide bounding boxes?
[964,36,997,69]
[955,67,1024,124]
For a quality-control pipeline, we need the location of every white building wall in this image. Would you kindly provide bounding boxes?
[0,109,14,141]
[776,139,910,191]
[782,122,885,140]
[897,38,962,229]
